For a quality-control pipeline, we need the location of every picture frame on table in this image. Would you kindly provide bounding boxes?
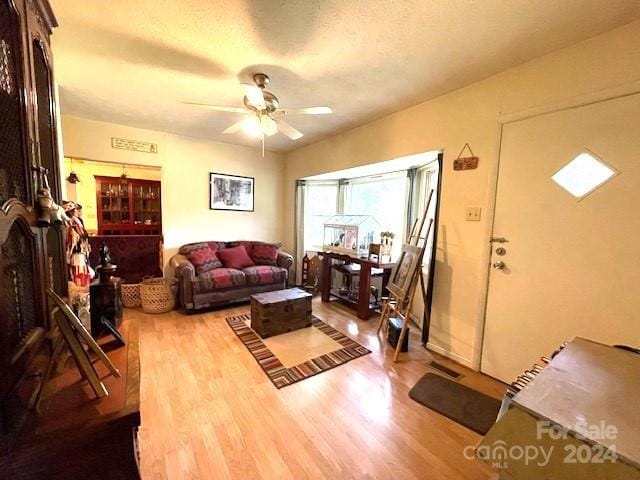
[209,172,255,212]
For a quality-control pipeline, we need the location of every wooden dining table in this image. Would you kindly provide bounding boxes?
[318,250,395,320]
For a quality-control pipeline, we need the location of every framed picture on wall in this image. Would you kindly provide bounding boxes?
[209,172,255,212]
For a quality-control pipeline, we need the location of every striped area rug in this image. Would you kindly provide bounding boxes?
[226,313,371,388]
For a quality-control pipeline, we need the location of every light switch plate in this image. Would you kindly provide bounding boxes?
[465,207,481,221]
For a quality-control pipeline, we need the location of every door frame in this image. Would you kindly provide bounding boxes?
[475,80,640,372]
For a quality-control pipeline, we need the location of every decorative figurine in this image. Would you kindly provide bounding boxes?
[64,201,93,286]
[37,187,69,226]
[96,243,117,283]
[99,243,112,267]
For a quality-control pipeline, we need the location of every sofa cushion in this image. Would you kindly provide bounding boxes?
[226,241,255,255]
[185,245,222,274]
[180,242,209,255]
[217,245,255,270]
[251,244,279,266]
[243,265,287,286]
[195,268,246,292]
[206,241,227,252]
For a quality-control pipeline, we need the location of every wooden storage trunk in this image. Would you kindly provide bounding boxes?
[251,288,312,338]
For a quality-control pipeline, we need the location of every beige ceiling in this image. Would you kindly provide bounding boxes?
[51,0,640,152]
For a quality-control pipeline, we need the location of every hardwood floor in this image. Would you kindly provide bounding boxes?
[132,298,506,479]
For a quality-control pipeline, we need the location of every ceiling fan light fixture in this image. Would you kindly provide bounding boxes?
[261,115,278,136]
[242,117,262,138]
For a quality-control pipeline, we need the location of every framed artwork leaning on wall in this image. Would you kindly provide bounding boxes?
[209,172,255,212]
[386,243,423,298]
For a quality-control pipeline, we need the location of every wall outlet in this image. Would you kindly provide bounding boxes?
[465,207,481,222]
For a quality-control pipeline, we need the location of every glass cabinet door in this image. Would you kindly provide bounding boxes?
[97,177,161,235]
[133,182,161,226]
[99,179,130,226]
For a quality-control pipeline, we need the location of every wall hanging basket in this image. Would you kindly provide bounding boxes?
[121,283,142,308]
[140,277,178,314]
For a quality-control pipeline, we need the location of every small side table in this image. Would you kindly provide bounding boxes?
[90,275,125,345]
[319,251,395,320]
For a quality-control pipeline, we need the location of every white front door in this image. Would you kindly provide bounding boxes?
[481,93,640,383]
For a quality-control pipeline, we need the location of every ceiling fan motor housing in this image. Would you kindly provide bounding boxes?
[262,90,279,112]
[253,73,270,88]
[243,89,279,113]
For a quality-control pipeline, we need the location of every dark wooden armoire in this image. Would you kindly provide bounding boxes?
[0,0,65,440]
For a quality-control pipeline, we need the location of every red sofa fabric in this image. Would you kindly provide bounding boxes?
[195,267,246,292]
[243,265,287,286]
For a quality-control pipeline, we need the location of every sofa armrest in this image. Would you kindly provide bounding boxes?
[170,254,195,309]
[171,254,195,277]
[276,251,294,270]
[276,251,294,286]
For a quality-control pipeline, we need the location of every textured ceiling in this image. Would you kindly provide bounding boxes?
[51,0,640,152]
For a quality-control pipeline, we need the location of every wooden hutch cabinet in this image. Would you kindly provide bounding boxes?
[0,0,65,436]
[0,1,142,478]
[95,176,162,235]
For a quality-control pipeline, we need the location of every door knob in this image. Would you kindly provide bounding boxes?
[492,260,506,270]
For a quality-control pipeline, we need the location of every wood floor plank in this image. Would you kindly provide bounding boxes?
[133,298,505,479]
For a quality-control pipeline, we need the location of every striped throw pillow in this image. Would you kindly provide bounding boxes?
[186,245,222,274]
[251,244,279,266]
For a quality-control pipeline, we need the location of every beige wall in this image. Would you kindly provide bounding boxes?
[60,115,285,270]
[283,21,640,368]
[58,20,640,370]
[63,158,161,234]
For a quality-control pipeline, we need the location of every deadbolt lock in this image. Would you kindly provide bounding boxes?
[496,247,507,256]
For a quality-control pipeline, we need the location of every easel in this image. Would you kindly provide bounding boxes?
[38,289,121,407]
[377,190,434,362]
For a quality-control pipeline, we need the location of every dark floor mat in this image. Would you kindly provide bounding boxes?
[409,373,501,435]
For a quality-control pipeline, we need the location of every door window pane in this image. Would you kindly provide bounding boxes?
[551,152,617,199]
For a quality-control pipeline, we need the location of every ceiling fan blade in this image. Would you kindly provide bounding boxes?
[182,102,250,113]
[276,119,304,140]
[241,83,266,109]
[278,106,333,115]
[222,119,247,134]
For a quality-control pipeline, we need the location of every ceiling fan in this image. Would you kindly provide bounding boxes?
[184,73,332,153]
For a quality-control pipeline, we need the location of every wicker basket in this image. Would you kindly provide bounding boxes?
[140,277,178,314]
[122,283,142,308]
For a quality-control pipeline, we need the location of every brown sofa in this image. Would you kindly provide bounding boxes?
[170,240,293,312]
